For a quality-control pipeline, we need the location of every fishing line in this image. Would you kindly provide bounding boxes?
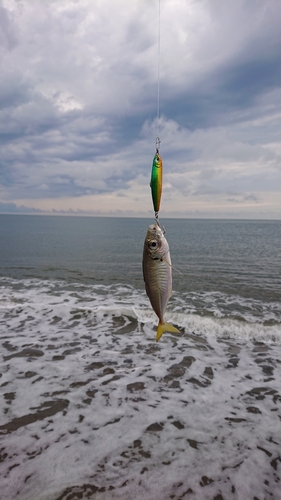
[156,0,161,149]
[150,0,163,230]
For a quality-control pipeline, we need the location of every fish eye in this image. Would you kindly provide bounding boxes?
[149,240,158,249]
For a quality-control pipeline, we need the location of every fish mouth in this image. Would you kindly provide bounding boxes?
[148,223,163,235]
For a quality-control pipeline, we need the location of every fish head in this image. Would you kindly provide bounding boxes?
[144,223,169,260]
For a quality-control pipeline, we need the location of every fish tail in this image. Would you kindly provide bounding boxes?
[156,322,180,342]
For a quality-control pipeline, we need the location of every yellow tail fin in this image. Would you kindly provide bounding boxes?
[156,322,180,342]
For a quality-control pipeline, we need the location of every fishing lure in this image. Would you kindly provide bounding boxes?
[150,152,162,215]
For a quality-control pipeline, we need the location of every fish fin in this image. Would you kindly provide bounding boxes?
[156,322,180,342]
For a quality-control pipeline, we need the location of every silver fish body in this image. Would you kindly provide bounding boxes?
[142,223,180,341]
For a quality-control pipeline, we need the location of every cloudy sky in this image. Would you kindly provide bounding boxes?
[1,0,281,218]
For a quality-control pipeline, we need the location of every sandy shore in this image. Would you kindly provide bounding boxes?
[1,303,281,500]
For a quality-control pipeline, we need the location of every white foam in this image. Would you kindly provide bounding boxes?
[1,278,281,499]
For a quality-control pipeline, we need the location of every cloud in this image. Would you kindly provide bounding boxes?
[0,0,281,218]
[0,201,44,213]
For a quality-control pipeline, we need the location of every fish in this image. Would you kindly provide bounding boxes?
[150,153,162,214]
[142,223,180,341]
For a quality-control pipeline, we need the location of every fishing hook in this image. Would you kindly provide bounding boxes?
[155,212,166,234]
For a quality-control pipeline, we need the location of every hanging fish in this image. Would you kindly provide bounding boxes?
[150,152,162,214]
[143,222,180,342]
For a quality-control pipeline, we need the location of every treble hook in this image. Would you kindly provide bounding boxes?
[154,212,166,234]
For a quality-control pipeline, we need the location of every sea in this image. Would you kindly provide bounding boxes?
[0,214,281,500]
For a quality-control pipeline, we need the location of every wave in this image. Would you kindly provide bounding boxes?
[1,277,280,344]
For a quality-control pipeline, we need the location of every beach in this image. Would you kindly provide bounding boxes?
[1,277,281,500]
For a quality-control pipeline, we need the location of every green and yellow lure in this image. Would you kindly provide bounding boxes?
[150,152,162,214]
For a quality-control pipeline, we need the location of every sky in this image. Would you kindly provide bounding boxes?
[1,0,281,219]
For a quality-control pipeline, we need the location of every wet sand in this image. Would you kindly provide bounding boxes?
[1,305,281,500]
